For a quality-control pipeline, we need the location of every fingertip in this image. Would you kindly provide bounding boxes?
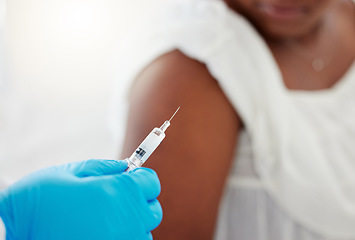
[147,232,153,240]
[147,199,163,231]
[112,159,128,168]
[75,159,128,177]
[101,159,128,174]
[129,167,161,201]
[133,167,159,181]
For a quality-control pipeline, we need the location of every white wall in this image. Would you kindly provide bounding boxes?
[0,0,163,181]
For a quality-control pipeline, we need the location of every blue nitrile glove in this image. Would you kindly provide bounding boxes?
[0,159,162,240]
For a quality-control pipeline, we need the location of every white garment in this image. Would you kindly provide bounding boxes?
[112,0,355,239]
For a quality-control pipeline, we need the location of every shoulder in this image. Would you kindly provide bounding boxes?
[130,50,231,109]
[135,50,214,85]
[121,49,242,158]
[127,49,242,136]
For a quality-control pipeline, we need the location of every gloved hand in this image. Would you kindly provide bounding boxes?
[0,159,162,240]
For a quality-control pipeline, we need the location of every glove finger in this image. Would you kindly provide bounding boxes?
[147,232,153,240]
[75,159,128,177]
[128,168,161,201]
[146,199,163,232]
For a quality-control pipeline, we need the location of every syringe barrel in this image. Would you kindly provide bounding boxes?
[126,127,166,172]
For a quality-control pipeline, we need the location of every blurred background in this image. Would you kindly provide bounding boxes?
[0,0,163,181]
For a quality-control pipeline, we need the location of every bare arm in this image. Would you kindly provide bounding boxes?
[120,50,242,239]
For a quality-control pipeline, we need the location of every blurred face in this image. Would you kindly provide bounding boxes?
[224,0,336,40]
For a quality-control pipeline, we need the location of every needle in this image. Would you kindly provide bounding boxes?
[169,106,180,122]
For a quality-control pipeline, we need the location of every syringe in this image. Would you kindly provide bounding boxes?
[125,107,180,172]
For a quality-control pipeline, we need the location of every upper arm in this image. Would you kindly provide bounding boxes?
[120,50,242,239]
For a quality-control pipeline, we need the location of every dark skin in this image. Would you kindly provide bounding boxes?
[121,0,355,239]
[121,51,241,239]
